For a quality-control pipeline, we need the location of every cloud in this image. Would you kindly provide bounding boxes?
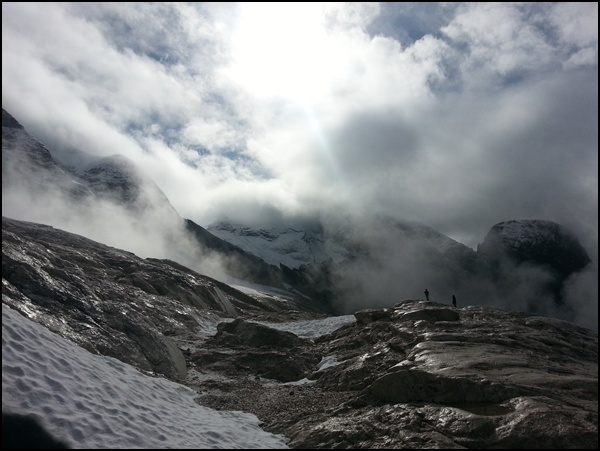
[2,2,597,327]
[326,215,596,332]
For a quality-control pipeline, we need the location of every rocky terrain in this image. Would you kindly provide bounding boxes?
[2,216,597,448]
[3,107,594,326]
[192,305,597,449]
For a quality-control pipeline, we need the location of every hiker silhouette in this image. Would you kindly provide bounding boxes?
[424,289,430,301]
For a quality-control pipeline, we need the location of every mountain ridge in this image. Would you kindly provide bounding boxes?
[2,107,594,326]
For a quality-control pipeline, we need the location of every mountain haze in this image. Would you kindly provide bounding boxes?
[2,107,595,328]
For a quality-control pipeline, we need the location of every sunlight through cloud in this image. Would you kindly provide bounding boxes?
[227,2,338,104]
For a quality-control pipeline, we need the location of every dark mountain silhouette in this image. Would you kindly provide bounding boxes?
[477,219,592,312]
[478,219,591,279]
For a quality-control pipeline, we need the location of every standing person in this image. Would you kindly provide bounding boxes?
[424,289,430,301]
[452,294,457,307]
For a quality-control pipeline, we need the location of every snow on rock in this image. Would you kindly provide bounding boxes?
[478,219,591,277]
[207,221,350,269]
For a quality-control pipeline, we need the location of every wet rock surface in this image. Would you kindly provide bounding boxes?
[2,216,598,448]
[192,304,597,449]
[2,216,261,381]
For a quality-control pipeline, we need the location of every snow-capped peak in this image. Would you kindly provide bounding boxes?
[488,219,564,249]
[207,221,350,269]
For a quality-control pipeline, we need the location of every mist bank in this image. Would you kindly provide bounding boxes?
[3,108,597,331]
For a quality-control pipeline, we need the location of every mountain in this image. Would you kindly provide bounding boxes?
[2,106,597,447]
[1,109,297,304]
[206,215,591,320]
[476,219,592,314]
[3,108,182,221]
[2,216,324,381]
[207,216,478,272]
[184,218,332,313]
[478,219,591,279]
[2,107,594,325]
[207,221,352,270]
[1,108,332,312]
[79,153,181,218]
[2,109,94,201]
[2,215,597,448]
[206,215,483,318]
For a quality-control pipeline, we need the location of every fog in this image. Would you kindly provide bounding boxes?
[320,214,597,331]
[2,3,597,330]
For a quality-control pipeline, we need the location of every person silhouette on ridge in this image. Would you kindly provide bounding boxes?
[452,294,457,307]
[424,289,430,301]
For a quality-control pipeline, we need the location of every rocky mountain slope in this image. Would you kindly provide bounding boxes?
[2,216,323,381]
[2,216,598,448]
[2,106,594,324]
[2,109,312,304]
[207,216,478,272]
[2,109,94,201]
[478,219,591,277]
[208,215,591,321]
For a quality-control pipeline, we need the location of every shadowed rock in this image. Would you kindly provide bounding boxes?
[2,217,597,449]
[214,318,306,349]
[2,412,71,449]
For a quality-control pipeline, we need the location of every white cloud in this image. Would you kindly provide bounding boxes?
[550,2,598,52]
[2,2,597,305]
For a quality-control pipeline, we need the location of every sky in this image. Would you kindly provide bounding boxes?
[1,3,598,329]
[2,303,355,449]
[1,2,597,251]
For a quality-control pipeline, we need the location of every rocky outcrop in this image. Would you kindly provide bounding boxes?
[2,216,597,448]
[1,216,276,381]
[477,219,591,278]
[477,219,592,311]
[194,301,597,449]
